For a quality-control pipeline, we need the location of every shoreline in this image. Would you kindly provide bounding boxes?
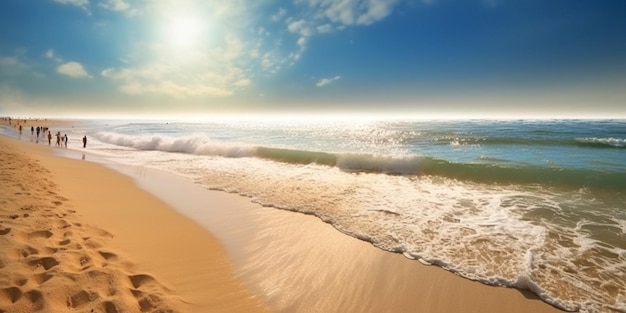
[0,120,566,313]
[0,134,271,312]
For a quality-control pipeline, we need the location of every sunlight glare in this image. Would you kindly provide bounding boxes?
[163,12,208,48]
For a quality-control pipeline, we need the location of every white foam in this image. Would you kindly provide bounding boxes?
[576,137,626,147]
[93,131,257,158]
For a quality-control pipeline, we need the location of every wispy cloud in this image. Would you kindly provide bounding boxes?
[51,0,90,13]
[57,62,91,78]
[316,75,341,87]
[98,0,137,15]
[45,49,63,63]
[0,56,29,72]
[0,54,43,79]
[304,0,398,26]
[282,0,399,55]
[101,35,251,97]
[271,7,287,22]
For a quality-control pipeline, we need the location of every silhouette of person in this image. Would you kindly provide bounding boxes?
[47,131,52,145]
[82,136,87,148]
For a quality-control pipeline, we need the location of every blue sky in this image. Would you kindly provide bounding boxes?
[1,0,625,118]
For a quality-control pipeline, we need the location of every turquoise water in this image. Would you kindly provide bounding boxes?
[4,118,625,312]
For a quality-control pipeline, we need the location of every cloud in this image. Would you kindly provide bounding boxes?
[0,55,43,79]
[101,40,252,98]
[98,0,137,15]
[45,49,63,63]
[316,75,341,87]
[57,62,91,78]
[306,0,398,26]
[287,19,316,37]
[0,56,28,70]
[52,0,90,13]
[98,0,129,11]
[271,7,287,22]
[316,24,333,33]
[280,0,399,57]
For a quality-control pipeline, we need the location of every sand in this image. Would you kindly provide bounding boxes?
[0,134,270,312]
[0,119,566,313]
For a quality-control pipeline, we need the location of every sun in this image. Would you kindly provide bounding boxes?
[162,12,207,48]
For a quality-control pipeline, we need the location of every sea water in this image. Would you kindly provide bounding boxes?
[6,118,625,312]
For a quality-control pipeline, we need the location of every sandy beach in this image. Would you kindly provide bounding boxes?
[0,120,566,313]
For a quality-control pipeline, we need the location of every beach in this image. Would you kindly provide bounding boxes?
[1,120,568,313]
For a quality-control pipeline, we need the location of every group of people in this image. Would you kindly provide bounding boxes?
[6,119,88,148]
[43,130,87,148]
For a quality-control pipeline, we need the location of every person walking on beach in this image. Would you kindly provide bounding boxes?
[47,131,52,145]
[31,126,34,136]
[64,134,68,148]
[82,135,87,148]
[55,132,61,147]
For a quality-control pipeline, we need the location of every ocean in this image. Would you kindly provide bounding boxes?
[4,117,625,312]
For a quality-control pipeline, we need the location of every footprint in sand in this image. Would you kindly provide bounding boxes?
[98,251,118,261]
[18,246,39,258]
[68,290,98,309]
[131,290,165,313]
[0,286,22,304]
[23,289,44,311]
[27,256,60,271]
[103,301,120,313]
[27,230,53,239]
[129,274,159,289]
[33,272,53,285]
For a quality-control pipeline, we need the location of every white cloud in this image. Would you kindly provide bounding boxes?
[316,75,341,87]
[52,0,90,13]
[98,0,130,11]
[271,7,287,22]
[235,79,251,87]
[316,24,333,33]
[98,0,137,15]
[287,19,316,37]
[307,0,398,26]
[101,35,252,97]
[297,37,307,48]
[57,62,91,78]
[45,49,64,63]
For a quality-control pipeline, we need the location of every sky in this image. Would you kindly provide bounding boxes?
[0,0,625,118]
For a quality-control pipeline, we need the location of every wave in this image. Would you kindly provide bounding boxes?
[574,137,626,148]
[94,131,625,190]
[93,131,257,157]
[440,136,626,148]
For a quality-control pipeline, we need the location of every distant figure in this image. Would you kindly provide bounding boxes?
[47,131,52,145]
[55,132,61,147]
[31,126,34,136]
[82,136,87,148]
[18,125,22,135]
[36,126,40,138]
[64,134,68,148]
